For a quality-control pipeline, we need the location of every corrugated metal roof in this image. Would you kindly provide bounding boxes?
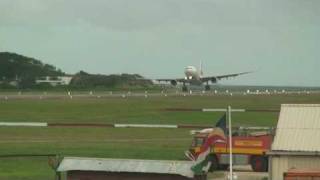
[57,157,194,178]
[272,104,320,152]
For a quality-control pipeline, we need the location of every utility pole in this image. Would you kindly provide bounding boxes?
[228,106,233,180]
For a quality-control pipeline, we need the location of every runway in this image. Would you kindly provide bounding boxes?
[0,89,319,100]
[0,122,211,129]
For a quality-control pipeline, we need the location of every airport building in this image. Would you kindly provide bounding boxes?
[269,104,320,180]
[35,76,73,86]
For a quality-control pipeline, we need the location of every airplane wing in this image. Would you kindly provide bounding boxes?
[201,71,253,83]
[156,78,187,83]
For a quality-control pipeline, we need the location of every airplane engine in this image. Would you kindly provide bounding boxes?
[211,77,218,83]
[170,80,177,86]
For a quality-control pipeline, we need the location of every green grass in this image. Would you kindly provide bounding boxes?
[0,127,190,159]
[0,94,319,179]
[0,157,55,180]
[2,94,318,125]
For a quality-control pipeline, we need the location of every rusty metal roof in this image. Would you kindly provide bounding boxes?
[272,104,320,153]
[57,157,194,178]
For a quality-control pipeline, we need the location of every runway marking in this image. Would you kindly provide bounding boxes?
[0,138,190,143]
[0,122,47,127]
[114,124,178,128]
[0,122,210,129]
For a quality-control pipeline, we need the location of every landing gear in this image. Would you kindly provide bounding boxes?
[182,85,188,92]
[205,84,210,91]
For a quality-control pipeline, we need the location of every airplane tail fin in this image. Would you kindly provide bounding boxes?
[199,61,203,77]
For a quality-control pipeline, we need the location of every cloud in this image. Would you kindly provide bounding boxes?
[1,0,319,30]
[0,0,319,86]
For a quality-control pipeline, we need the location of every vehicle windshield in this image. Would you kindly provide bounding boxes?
[191,137,205,147]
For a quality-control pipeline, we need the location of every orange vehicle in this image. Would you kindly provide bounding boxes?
[188,127,273,172]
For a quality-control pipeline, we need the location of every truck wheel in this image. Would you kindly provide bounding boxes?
[208,155,219,172]
[250,156,268,172]
[194,174,207,180]
[218,164,229,170]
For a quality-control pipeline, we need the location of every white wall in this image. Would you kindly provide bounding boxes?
[270,155,320,180]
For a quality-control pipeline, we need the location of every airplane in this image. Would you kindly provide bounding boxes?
[156,61,252,92]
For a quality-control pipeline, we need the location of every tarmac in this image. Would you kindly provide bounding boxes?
[0,89,319,100]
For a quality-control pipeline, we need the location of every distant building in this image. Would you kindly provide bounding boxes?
[0,80,19,87]
[0,75,19,87]
[35,76,73,86]
[268,104,320,180]
[9,80,19,87]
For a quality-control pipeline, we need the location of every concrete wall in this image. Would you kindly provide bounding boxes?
[67,171,206,180]
[270,156,320,180]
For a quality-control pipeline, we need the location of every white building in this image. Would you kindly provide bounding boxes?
[269,104,320,180]
[35,76,73,86]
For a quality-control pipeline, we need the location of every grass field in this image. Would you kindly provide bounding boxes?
[0,94,320,180]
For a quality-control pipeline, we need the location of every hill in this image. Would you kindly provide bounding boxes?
[0,52,64,79]
[70,71,153,89]
[0,52,152,90]
[0,52,65,88]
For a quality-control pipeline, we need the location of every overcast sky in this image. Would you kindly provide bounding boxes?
[0,0,319,86]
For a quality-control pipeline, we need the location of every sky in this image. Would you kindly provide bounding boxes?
[0,0,319,86]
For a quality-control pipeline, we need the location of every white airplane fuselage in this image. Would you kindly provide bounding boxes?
[184,66,202,85]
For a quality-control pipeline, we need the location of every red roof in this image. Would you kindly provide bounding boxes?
[286,169,320,177]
